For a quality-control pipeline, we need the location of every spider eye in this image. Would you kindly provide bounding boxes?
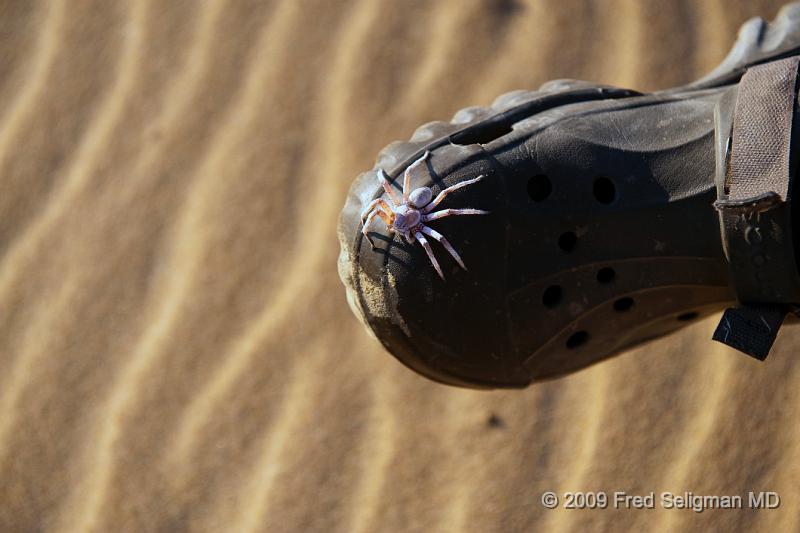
[409,187,432,208]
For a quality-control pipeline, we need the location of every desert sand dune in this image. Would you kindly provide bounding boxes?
[0,0,799,531]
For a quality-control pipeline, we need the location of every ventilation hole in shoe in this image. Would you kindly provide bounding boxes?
[593,177,616,204]
[596,267,615,284]
[527,174,552,201]
[450,122,513,145]
[566,331,589,348]
[677,311,699,321]
[542,285,562,308]
[558,231,577,252]
[613,297,634,312]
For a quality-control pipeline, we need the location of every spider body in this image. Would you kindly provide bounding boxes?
[360,151,488,279]
[391,203,421,233]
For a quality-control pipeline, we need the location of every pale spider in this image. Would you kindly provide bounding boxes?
[360,151,489,279]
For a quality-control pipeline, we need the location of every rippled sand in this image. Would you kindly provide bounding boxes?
[0,1,798,531]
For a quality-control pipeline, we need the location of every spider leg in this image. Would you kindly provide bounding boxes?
[420,225,466,270]
[403,151,430,202]
[360,198,392,222]
[377,168,402,205]
[414,230,444,279]
[423,175,485,213]
[423,208,490,222]
[362,208,394,249]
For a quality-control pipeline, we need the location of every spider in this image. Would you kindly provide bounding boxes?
[360,151,489,279]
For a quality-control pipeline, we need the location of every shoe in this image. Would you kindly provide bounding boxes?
[338,3,800,388]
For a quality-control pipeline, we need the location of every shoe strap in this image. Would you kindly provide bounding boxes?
[713,56,800,358]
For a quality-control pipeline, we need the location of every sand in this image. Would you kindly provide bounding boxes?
[0,0,799,531]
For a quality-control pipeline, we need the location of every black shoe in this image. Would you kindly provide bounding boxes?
[338,3,800,388]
